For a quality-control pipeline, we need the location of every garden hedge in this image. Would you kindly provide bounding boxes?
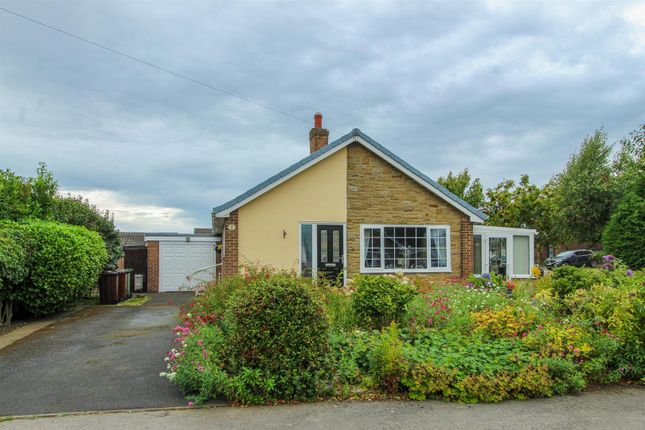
[0,219,107,319]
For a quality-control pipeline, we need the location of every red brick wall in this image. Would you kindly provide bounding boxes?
[309,128,329,153]
[146,241,159,293]
[222,210,239,276]
[460,216,474,278]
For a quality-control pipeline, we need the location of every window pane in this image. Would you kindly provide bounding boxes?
[320,230,328,263]
[430,228,448,268]
[363,228,382,268]
[332,230,341,262]
[300,224,313,277]
[474,235,482,274]
[513,235,530,275]
[381,226,428,269]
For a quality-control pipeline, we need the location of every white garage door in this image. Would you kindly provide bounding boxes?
[159,242,216,292]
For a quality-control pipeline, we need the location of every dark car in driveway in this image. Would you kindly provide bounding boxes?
[545,249,597,269]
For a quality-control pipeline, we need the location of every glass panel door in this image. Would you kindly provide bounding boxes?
[317,225,343,283]
[488,237,507,276]
[473,235,482,274]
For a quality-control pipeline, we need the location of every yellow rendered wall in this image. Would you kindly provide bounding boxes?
[238,148,347,271]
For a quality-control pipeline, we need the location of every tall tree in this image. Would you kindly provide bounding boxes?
[437,168,485,208]
[602,123,645,267]
[612,123,644,199]
[482,174,556,249]
[52,195,123,270]
[551,130,614,245]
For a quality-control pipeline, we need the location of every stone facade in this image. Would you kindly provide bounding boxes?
[222,210,239,276]
[346,143,469,279]
[146,241,159,293]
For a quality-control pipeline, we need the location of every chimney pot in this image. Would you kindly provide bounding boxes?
[314,112,323,128]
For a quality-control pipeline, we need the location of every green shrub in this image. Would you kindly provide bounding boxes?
[550,266,603,299]
[328,331,366,394]
[602,192,645,269]
[402,362,457,400]
[186,275,247,321]
[351,274,417,329]
[224,274,331,403]
[0,222,28,324]
[542,357,587,395]
[318,285,355,333]
[366,323,407,393]
[565,279,645,379]
[405,331,533,376]
[16,220,107,316]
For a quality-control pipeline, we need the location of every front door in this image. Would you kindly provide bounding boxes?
[488,236,508,276]
[317,225,343,282]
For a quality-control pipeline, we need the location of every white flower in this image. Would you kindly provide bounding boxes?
[160,372,167,377]
[187,313,192,318]
[164,357,170,361]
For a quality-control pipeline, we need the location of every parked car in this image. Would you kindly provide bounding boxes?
[544,249,597,269]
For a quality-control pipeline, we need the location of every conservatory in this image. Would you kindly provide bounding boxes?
[472,225,536,279]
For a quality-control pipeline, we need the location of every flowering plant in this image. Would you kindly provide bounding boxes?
[466,272,505,290]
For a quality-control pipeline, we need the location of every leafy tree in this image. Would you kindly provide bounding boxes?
[438,168,485,208]
[612,123,644,200]
[482,175,556,249]
[0,162,57,220]
[0,169,32,220]
[602,191,645,269]
[52,195,123,270]
[30,162,58,219]
[550,130,614,245]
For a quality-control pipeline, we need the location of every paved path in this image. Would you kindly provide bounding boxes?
[0,293,193,416]
[1,385,643,430]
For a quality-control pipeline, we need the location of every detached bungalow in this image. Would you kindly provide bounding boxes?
[212,114,535,283]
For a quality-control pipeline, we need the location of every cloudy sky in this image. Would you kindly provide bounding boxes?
[1,0,644,232]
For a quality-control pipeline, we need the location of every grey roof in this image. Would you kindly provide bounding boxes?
[119,232,145,247]
[213,129,488,221]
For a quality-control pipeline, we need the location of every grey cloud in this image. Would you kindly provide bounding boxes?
[1,0,643,231]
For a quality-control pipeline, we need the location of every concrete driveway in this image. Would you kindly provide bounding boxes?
[0,293,193,417]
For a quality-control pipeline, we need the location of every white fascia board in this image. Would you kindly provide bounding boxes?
[144,235,220,243]
[473,225,537,235]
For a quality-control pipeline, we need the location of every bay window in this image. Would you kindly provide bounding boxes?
[360,224,451,273]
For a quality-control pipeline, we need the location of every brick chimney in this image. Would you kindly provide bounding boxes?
[309,112,329,153]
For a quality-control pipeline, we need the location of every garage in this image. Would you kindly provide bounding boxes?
[144,234,219,292]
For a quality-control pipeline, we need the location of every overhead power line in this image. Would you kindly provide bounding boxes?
[0,7,340,133]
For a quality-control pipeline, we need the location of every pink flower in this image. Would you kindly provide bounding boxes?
[198,340,204,346]
[427,318,433,325]
[187,401,194,407]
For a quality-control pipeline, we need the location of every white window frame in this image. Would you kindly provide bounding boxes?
[359,224,452,274]
[298,222,347,284]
